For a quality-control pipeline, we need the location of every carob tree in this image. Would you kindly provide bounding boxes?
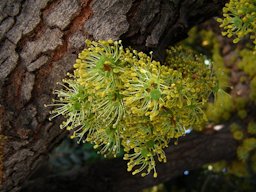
[0,0,238,192]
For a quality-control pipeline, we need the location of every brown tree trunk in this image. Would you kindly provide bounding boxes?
[0,0,230,191]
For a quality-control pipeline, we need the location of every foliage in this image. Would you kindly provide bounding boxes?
[210,47,256,178]
[176,21,256,191]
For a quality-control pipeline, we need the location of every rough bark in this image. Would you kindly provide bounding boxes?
[0,0,229,191]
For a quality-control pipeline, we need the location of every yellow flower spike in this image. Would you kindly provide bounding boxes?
[217,0,256,48]
[47,40,217,179]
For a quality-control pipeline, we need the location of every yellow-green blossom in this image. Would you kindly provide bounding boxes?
[217,0,256,48]
[47,40,217,177]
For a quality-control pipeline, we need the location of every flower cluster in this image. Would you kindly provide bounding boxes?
[206,44,256,177]
[47,40,217,177]
[217,0,256,48]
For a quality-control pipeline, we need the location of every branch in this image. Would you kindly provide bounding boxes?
[22,130,237,192]
[0,0,227,191]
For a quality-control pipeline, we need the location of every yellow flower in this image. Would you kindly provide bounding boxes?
[47,40,217,178]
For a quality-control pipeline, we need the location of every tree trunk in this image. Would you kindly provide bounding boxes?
[0,0,230,191]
